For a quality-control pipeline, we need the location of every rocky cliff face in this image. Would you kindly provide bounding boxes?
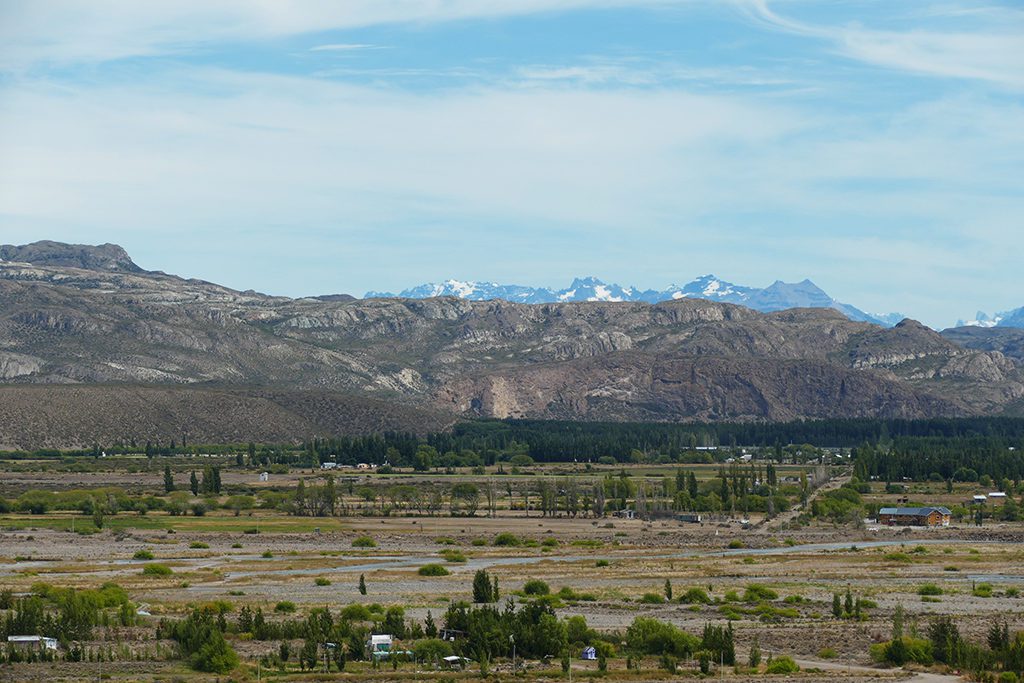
[0,243,1021,446]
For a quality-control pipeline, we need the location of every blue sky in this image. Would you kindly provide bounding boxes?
[0,1,1021,328]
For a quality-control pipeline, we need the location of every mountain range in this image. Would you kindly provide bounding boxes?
[957,308,1024,329]
[367,275,905,327]
[0,240,1022,449]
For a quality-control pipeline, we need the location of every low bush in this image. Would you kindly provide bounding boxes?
[418,564,450,577]
[523,579,550,596]
[917,583,943,596]
[440,549,467,563]
[765,655,799,674]
[640,592,665,604]
[274,601,296,613]
[314,577,331,586]
[189,542,210,549]
[493,533,522,547]
[133,549,155,560]
[679,587,712,604]
[743,584,778,602]
[142,563,172,576]
[352,536,377,548]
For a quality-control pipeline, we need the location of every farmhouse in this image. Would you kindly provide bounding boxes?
[878,506,951,527]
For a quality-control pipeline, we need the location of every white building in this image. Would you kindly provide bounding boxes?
[367,634,393,658]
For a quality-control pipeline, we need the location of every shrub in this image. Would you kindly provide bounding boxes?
[640,592,665,604]
[765,655,799,674]
[441,549,467,563]
[872,637,933,666]
[274,601,296,613]
[493,533,522,547]
[917,584,943,596]
[189,542,210,549]
[727,539,744,549]
[523,579,550,596]
[418,564,450,576]
[679,587,711,604]
[261,551,273,558]
[352,536,377,548]
[471,538,487,546]
[973,583,994,598]
[541,537,559,548]
[133,549,155,560]
[625,617,701,657]
[818,647,837,659]
[743,584,778,602]
[142,563,172,576]
[595,559,610,567]
[885,552,913,563]
[413,638,453,661]
[315,577,331,586]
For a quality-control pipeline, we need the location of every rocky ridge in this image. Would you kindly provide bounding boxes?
[0,241,1021,447]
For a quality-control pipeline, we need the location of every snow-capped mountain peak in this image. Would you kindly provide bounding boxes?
[363,275,905,326]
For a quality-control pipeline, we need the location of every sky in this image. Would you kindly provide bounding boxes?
[0,1,1022,328]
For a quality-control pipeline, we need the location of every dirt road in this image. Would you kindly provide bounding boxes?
[792,658,963,683]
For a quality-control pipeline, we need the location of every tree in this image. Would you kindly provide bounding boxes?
[844,588,854,616]
[226,495,255,517]
[332,642,346,671]
[450,482,480,517]
[358,574,367,595]
[190,471,199,496]
[832,593,842,618]
[892,604,905,640]
[664,579,673,601]
[749,635,761,668]
[687,472,699,499]
[300,638,319,671]
[163,466,175,493]
[473,569,494,603]
[424,610,437,638]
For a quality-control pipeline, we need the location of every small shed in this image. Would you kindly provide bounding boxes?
[258,472,270,482]
[582,646,597,660]
[988,492,1007,500]
[7,636,59,651]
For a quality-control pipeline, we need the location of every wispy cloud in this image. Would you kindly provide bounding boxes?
[309,43,382,52]
[740,0,1024,88]
[0,0,682,70]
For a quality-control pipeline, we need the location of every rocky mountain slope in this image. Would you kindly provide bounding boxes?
[0,241,1021,447]
[942,326,1024,364]
[367,274,903,326]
